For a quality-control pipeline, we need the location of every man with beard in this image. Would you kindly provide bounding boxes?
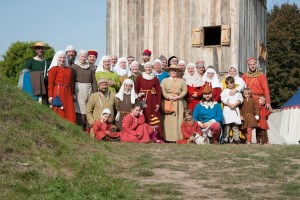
[138,49,151,73]
[65,45,77,66]
[24,41,51,103]
[86,78,116,138]
[193,84,223,144]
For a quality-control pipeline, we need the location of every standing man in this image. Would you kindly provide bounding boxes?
[138,49,151,73]
[158,55,168,71]
[24,41,51,103]
[195,59,205,79]
[87,50,98,70]
[110,55,118,69]
[242,58,272,110]
[86,78,116,138]
[127,55,135,65]
[65,45,77,66]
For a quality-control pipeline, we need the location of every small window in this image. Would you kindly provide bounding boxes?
[203,26,221,46]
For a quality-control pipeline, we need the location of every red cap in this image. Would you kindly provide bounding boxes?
[143,49,152,56]
[88,50,98,58]
[247,58,257,63]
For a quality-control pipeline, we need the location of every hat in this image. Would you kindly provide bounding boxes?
[149,115,160,126]
[164,64,181,72]
[247,58,257,63]
[88,50,98,58]
[97,78,108,85]
[30,42,50,49]
[202,84,212,94]
[167,56,178,67]
[143,49,152,56]
[101,108,111,116]
[158,55,167,61]
[65,45,76,52]
[195,59,205,67]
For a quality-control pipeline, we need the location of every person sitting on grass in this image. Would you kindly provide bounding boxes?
[177,109,203,144]
[93,109,120,141]
[120,103,153,143]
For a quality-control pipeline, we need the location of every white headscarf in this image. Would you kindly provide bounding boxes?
[130,60,139,69]
[101,108,111,116]
[183,63,204,87]
[113,57,132,76]
[74,50,89,69]
[177,60,186,66]
[96,55,111,72]
[142,62,155,80]
[48,50,68,72]
[152,59,163,75]
[203,68,221,88]
[115,79,137,104]
[225,66,245,92]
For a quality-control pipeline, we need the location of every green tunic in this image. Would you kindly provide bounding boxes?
[95,71,121,93]
[24,58,50,72]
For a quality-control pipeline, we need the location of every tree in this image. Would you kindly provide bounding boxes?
[0,41,54,83]
[267,4,300,108]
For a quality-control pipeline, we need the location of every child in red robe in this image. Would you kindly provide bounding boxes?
[120,104,153,143]
[177,109,203,144]
[257,95,271,144]
[93,109,120,141]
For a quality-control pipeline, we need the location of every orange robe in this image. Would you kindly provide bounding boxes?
[93,120,120,141]
[242,73,271,104]
[177,121,202,144]
[120,113,152,143]
[48,66,76,123]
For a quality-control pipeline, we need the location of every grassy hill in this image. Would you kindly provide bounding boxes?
[1,77,300,200]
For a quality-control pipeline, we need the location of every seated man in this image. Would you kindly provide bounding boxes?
[193,84,223,144]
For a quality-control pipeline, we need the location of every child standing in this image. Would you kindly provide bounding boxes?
[93,109,120,141]
[221,76,243,144]
[257,95,272,144]
[177,109,203,144]
[240,88,259,144]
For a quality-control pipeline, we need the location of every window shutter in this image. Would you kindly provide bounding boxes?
[192,28,203,47]
[221,25,231,46]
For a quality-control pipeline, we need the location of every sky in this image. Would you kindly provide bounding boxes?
[0,0,299,61]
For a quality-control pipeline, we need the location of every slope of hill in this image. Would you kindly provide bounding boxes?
[0,78,137,199]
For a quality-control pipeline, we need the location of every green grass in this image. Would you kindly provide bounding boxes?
[1,78,300,199]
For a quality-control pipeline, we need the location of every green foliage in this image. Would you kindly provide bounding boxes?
[267,4,300,108]
[0,41,54,83]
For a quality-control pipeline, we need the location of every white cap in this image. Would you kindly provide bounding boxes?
[66,45,75,52]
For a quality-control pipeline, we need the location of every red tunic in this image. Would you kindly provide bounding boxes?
[135,75,162,137]
[257,104,271,130]
[186,85,204,112]
[242,73,271,104]
[48,66,76,123]
[177,121,203,144]
[120,113,152,143]
[93,120,120,141]
[203,82,221,102]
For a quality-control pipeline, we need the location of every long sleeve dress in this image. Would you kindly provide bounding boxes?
[161,77,187,141]
[93,120,120,141]
[48,66,76,123]
[120,113,152,143]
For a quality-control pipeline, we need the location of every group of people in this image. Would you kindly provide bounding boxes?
[21,41,273,145]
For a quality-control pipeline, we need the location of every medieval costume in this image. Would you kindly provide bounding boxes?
[161,65,187,142]
[113,57,131,84]
[48,51,76,124]
[203,68,221,102]
[177,120,202,144]
[257,103,271,144]
[115,79,137,131]
[183,63,205,112]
